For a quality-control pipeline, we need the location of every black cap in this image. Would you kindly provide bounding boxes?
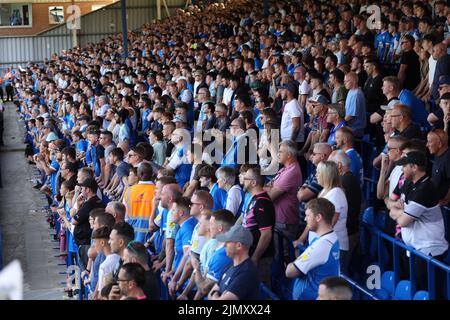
[395,151,428,167]
[77,177,98,192]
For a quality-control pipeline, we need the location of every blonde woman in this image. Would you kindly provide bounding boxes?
[315,160,349,274]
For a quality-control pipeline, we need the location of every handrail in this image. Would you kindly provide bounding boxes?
[362,219,450,300]
[340,274,379,300]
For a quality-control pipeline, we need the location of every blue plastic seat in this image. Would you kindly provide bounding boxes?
[394,280,412,300]
[413,290,429,300]
[362,207,375,226]
[381,271,395,297]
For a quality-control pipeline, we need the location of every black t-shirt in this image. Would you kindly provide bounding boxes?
[357,70,368,89]
[73,196,105,246]
[431,148,450,203]
[218,258,261,300]
[65,174,78,191]
[400,50,421,91]
[243,191,276,258]
[144,269,160,300]
[363,74,386,113]
[395,123,423,140]
[341,171,362,235]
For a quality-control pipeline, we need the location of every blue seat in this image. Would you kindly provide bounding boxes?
[381,271,395,297]
[394,280,412,300]
[362,207,375,226]
[413,290,429,300]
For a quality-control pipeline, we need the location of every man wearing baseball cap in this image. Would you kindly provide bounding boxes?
[208,224,261,300]
[387,151,448,294]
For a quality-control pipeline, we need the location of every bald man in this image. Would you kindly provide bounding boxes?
[344,72,367,137]
[295,143,332,246]
[159,183,183,284]
[432,43,450,100]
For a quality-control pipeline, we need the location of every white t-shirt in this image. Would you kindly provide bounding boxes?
[319,188,349,251]
[190,222,207,255]
[298,79,312,97]
[280,98,304,142]
[428,56,437,87]
[388,165,403,197]
[226,184,243,216]
[98,253,121,292]
[222,87,233,106]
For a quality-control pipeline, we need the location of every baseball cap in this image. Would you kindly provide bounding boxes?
[395,151,428,167]
[215,224,253,247]
[77,177,98,192]
[438,75,450,86]
[250,80,264,90]
[280,81,298,96]
[380,99,401,111]
[308,94,330,105]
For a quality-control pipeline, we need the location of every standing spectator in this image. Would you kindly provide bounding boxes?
[426,129,450,205]
[91,226,120,294]
[167,196,197,297]
[123,240,160,300]
[209,224,261,300]
[326,104,347,146]
[280,82,304,145]
[110,263,147,300]
[388,151,448,292]
[286,198,340,300]
[344,72,367,138]
[122,162,155,242]
[105,201,126,223]
[241,166,275,286]
[390,104,423,140]
[328,150,362,266]
[265,140,302,254]
[315,161,349,273]
[216,166,243,217]
[165,128,192,189]
[334,127,364,186]
[363,59,386,114]
[72,178,105,267]
[194,209,235,300]
[398,35,421,91]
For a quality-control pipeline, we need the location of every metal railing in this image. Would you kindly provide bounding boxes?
[361,213,450,300]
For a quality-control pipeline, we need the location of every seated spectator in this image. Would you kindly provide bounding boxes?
[209,224,261,300]
[317,276,353,300]
[286,198,340,300]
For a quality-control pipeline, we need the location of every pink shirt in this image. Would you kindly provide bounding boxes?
[269,161,302,225]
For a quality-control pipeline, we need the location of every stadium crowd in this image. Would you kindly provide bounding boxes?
[5,0,450,300]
